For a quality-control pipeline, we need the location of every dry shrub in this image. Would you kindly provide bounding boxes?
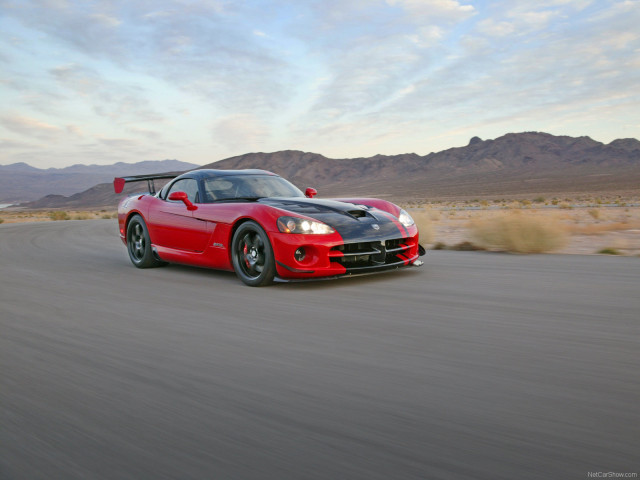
[470,212,567,253]
[48,211,70,221]
[411,209,435,245]
[570,222,637,235]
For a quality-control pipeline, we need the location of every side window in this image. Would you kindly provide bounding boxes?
[166,179,200,203]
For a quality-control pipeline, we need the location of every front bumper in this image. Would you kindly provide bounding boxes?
[269,229,422,280]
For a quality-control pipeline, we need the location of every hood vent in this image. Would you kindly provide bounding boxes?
[347,209,367,219]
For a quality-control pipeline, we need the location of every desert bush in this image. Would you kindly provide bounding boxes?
[430,241,484,251]
[588,209,600,220]
[72,213,92,220]
[0,218,4,224]
[598,248,621,255]
[48,211,70,221]
[533,196,545,203]
[451,241,484,251]
[411,209,434,245]
[469,212,567,253]
[101,214,112,219]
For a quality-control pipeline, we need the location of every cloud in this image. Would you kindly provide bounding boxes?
[0,0,638,165]
[48,63,167,124]
[89,13,121,28]
[0,114,61,138]
[386,0,475,20]
[476,19,516,37]
[50,64,102,95]
[212,114,270,151]
[0,138,35,150]
[128,127,161,140]
[407,26,445,47]
[98,137,140,150]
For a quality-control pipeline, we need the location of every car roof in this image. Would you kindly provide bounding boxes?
[178,169,277,181]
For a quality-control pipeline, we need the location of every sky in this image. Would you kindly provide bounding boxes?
[1,0,639,168]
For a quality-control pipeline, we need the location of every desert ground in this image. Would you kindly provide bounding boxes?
[408,199,640,256]
[1,196,639,256]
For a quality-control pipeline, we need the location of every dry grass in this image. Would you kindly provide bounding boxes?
[588,208,600,220]
[49,211,70,221]
[1,209,118,223]
[425,202,640,255]
[598,247,621,255]
[411,209,435,245]
[469,212,568,253]
[569,222,638,235]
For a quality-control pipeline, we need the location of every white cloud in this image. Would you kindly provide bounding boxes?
[0,114,61,138]
[407,26,444,47]
[212,114,270,151]
[476,19,516,37]
[98,137,140,150]
[50,64,101,95]
[0,0,638,166]
[386,0,475,20]
[89,13,121,28]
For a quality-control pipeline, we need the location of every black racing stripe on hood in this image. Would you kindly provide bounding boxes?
[259,197,402,241]
[260,197,365,215]
[376,210,409,237]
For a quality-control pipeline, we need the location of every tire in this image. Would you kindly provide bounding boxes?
[231,221,276,286]
[127,214,164,268]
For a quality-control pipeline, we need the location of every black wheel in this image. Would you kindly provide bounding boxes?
[127,215,164,268]
[231,221,275,286]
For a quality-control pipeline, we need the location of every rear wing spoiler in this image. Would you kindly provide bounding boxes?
[113,173,180,194]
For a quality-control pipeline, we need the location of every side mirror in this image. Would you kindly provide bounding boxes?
[305,187,318,198]
[168,191,198,211]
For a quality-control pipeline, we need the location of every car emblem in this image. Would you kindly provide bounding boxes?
[372,224,380,230]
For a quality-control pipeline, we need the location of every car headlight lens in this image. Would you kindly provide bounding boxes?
[277,216,335,234]
[398,209,415,227]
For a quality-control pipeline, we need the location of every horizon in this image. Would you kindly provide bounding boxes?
[1,130,638,169]
[1,0,639,169]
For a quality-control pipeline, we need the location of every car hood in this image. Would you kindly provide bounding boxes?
[259,197,407,241]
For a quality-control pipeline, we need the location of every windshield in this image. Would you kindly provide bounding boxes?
[201,175,304,202]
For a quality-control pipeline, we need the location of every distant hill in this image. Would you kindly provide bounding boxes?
[203,132,640,198]
[0,160,199,203]
[19,132,640,209]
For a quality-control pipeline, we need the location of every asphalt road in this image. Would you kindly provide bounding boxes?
[1,220,638,480]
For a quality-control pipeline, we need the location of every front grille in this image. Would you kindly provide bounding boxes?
[329,238,414,269]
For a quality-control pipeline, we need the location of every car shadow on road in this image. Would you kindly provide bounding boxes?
[157,262,425,290]
[275,267,424,291]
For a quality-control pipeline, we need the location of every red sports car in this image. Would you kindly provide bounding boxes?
[114,169,425,286]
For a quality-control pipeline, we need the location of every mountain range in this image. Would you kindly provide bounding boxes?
[0,160,198,203]
[13,132,640,209]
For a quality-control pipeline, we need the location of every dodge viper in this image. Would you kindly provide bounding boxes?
[114,169,425,286]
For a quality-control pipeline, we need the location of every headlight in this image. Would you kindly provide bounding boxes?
[398,209,415,227]
[277,216,335,234]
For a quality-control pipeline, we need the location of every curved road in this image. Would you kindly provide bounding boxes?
[1,220,638,479]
